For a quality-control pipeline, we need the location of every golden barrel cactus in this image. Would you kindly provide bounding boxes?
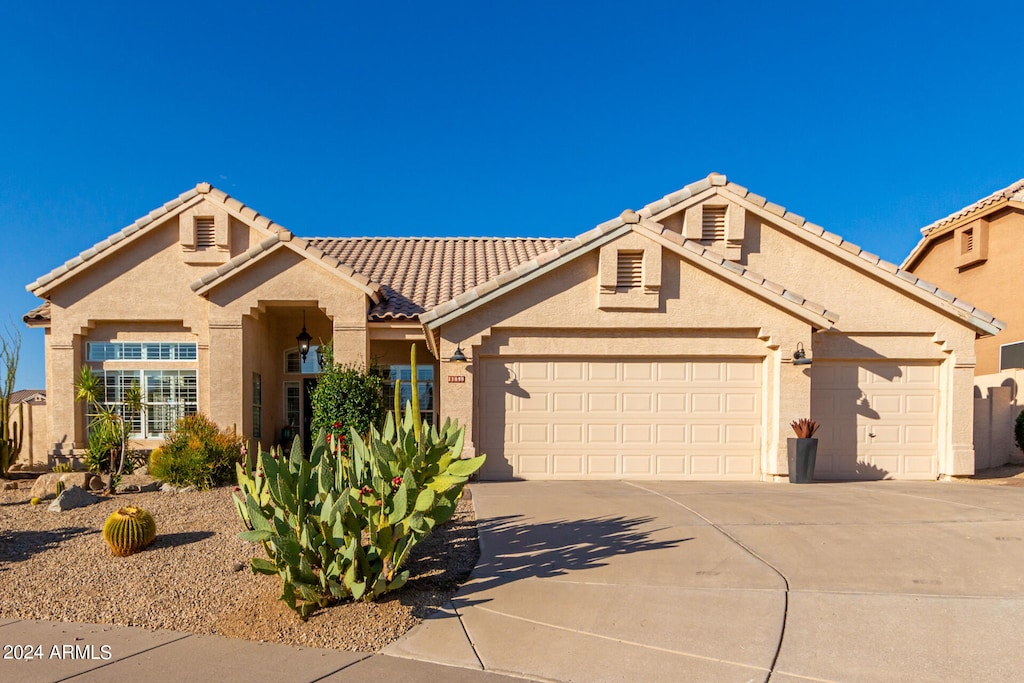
[102,506,157,556]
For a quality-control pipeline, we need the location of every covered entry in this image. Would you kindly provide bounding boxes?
[478,357,762,480]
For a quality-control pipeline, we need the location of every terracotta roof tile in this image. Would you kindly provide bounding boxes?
[309,237,569,320]
[920,178,1024,235]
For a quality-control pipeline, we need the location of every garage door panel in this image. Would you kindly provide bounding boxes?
[812,361,939,481]
[480,357,761,480]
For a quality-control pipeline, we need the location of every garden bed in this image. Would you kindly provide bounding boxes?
[0,475,479,652]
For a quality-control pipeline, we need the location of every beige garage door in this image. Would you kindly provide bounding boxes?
[478,358,762,480]
[811,362,940,480]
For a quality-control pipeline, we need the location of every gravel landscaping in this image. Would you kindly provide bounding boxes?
[0,474,479,653]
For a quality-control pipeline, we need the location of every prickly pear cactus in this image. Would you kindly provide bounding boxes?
[102,506,157,556]
[235,345,486,618]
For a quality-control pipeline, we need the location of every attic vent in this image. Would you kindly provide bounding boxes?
[702,206,727,242]
[963,228,974,253]
[195,217,216,248]
[616,251,644,289]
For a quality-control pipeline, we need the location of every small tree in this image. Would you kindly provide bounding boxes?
[74,365,141,494]
[0,326,23,478]
[1015,408,1024,455]
[309,342,385,441]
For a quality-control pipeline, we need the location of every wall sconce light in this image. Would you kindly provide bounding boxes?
[450,343,469,363]
[296,311,312,363]
[793,342,812,366]
[315,345,325,370]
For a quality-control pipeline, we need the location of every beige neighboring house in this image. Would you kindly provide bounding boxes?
[903,179,1024,466]
[8,389,47,469]
[24,175,1003,481]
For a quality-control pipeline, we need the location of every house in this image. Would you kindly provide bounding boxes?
[7,389,47,469]
[903,179,1024,466]
[24,175,1004,481]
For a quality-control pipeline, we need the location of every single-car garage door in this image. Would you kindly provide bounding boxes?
[811,361,940,480]
[478,358,762,480]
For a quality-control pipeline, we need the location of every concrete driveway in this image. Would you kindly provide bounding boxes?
[386,481,1024,682]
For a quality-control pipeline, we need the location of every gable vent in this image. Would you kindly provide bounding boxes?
[964,228,974,253]
[702,206,727,242]
[616,250,644,289]
[195,217,216,248]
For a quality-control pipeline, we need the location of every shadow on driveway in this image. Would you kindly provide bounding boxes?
[457,514,691,601]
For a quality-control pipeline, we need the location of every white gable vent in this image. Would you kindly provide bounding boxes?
[195,217,216,249]
[616,250,644,289]
[702,206,727,242]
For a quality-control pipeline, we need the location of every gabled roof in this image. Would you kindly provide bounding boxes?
[187,235,385,303]
[420,208,839,331]
[10,389,45,404]
[311,237,569,320]
[902,178,1024,269]
[635,174,1004,336]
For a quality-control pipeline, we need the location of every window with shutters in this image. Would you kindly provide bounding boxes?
[616,251,644,290]
[195,217,216,249]
[954,219,988,270]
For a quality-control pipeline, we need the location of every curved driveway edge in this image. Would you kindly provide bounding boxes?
[385,481,1024,683]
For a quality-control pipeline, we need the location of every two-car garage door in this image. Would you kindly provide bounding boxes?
[478,358,762,480]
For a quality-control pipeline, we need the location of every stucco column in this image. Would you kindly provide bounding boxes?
[46,335,80,459]
[333,323,369,367]
[208,321,244,432]
[946,359,977,477]
[437,340,475,459]
[769,337,814,481]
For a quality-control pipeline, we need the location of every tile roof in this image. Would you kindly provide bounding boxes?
[421,209,839,330]
[919,178,1024,236]
[23,302,50,325]
[309,237,569,320]
[635,175,1005,336]
[10,389,45,404]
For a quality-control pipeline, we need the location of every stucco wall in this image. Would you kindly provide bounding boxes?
[906,208,1024,375]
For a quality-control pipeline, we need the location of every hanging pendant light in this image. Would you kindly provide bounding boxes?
[296,311,312,363]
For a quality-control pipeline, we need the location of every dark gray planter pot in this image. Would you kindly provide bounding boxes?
[787,438,818,483]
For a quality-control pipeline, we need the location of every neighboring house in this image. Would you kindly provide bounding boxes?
[24,175,1003,481]
[7,389,47,468]
[903,179,1024,466]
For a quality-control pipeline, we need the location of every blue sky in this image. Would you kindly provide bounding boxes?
[2,2,1022,389]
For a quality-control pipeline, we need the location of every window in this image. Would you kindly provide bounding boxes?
[616,251,644,290]
[1000,341,1024,371]
[92,369,197,439]
[284,382,301,429]
[384,365,435,425]
[87,342,197,362]
[285,346,323,374]
[252,372,262,439]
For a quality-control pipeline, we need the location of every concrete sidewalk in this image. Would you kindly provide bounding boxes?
[386,480,1024,682]
[0,619,525,683]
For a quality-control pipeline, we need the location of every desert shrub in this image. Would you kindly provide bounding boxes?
[84,421,138,489]
[235,345,485,618]
[1015,409,1024,454]
[310,343,385,441]
[151,414,243,489]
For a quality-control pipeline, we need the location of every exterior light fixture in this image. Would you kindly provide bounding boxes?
[316,345,325,370]
[296,311,313,363]
[450,343,469,363]
[793,342,812,366]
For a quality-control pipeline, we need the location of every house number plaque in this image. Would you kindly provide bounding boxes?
[447,376,466,383]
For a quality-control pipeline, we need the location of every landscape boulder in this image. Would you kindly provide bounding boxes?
[47,485,101,512]
[31,472,100,499]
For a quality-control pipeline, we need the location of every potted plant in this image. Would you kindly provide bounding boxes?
[787,418,819,483]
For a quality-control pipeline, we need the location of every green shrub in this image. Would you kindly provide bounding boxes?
[1015,409,1024,454]
[310,343,385,441]
[84,421,137,489]
[235,346,485,618]
[151,414,243,489]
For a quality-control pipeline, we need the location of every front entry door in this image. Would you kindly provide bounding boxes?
[303,377,318,454]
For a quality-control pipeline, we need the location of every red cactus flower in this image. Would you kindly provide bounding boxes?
[391,476,403,488]
[233,486,241,492]
[333,421,342,429]
[360,485,372,496]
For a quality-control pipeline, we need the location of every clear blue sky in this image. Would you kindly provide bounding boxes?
[3,2,1022,390]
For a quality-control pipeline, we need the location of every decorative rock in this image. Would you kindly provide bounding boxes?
[135,465,149,476]
[31,473,99,499]
[3,481,18,490]
[139,481,162,493]
[231,562,245,572]
[89,477,106,492]
[160,483,177,494]
[120,484,141,493]
[47,485,101,512]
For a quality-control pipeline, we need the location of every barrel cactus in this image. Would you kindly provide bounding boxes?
[102,506,157,556]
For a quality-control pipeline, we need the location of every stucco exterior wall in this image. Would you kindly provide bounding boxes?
[435,233,816,479]
[906,208,1024,375]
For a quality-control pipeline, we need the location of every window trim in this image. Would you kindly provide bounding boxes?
[87,341,198,362]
